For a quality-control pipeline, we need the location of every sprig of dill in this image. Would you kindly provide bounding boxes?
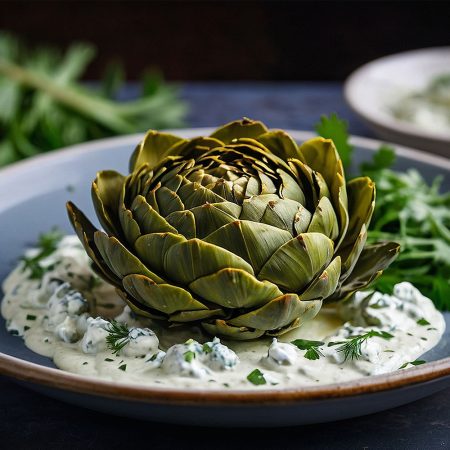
[330,330,394,362]
[105,320,130,355]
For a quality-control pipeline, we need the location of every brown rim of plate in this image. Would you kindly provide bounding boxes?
[0,353,449,405]
[0,131,449,406]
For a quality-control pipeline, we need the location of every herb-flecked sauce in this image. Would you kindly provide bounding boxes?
[1,236,445,389]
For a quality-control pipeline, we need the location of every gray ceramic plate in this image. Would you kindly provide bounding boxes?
[0,130,449,427]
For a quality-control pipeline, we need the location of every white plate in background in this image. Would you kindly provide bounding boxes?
[344,47,450,157]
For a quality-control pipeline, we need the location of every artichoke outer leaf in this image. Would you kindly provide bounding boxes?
[135,232,186,274]
[258,232,334,292]
[202,320,265,340]
[340,177,375,248]
[177,181,226,209]
[165,210,196,239]
[209,118,268,144]
[115,288,167,320]
[299,138,349,248]
[155,186,184,217]
[170,309,226,323]
[91,170,125,237]
[189,268,283,309]
[164,238,255,285]
[300,256,341,301]
[190,203,238,239]
[205,220,292,274]
[240,194,280,222]
[328,241,400,302]
[118,205,141,246]
[337,224,367,283]
[131,195,177,234]
[170,137,224,159]
[122,274,208,314]
[257,130,301,161]
[277,169,306,205]
[307,196,339,240]
[66,202,122,287]
[261,198,311,236]
[210,201,242,219]
[258,171,277,194]
[94,231,165,283]
[129,130,184,172]
[229,294,318,330]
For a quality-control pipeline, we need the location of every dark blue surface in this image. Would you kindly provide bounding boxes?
[1,83,449,448]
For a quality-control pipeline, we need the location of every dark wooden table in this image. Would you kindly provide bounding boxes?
[1,82,449,449]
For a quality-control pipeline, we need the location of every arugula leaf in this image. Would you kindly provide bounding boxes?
[314,113,353,168]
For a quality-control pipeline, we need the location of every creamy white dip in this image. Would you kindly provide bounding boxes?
[1,235,445,390]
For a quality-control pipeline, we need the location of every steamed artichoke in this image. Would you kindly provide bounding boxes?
[67,118,399,340]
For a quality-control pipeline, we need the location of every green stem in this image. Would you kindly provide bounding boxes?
[0,57,135,133]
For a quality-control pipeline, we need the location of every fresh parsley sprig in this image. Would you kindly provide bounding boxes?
[105,320,130,355]
[330,330,394,362]
[291,339,325,360]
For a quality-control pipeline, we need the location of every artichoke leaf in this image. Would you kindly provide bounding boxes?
[92,170,125,236]
[308,196,339,240]
[131,195,177,234]
[165,210,196,239]
[277,169,306,204]
[258,233,334,292]
[177,181,226,209]
[94,231,165,283]
[66,202,122,287]
[129,130,184,171]
[123,274,208,314]
[205,220,292,274]
[202,320,265,340]
[328,242,400,302]
[115,288,167,320]
[155,186,184,217]
[189,268,282,309]
[118,205,141,246]
[210,118,268,144]
[164,238,255,285]
[300,256,341,301]
[170,308,225,323]
[229,293,318,330]
[190,203,238,239]
[257,130,301,160]
[135,232,186,274]
[341,177,375,246]
[240,194,280,222]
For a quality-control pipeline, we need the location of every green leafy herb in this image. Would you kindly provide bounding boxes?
[399,359,426,369]
[336,330,394,361]
[105,320,130,355]
[184,350,196,363]
[247,369,267,385]
[21,228,63,279]
[26,314,37,321]
[291,339,325,360]
[104,358,114,362]
[202,343,212,354]
[316,114,450,311]
[315,113,353,168]
[118,364,127,371]
[417,318,431,326]
[0,33,187,166]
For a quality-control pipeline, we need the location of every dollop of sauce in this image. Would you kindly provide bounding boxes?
[1,235,446,389]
